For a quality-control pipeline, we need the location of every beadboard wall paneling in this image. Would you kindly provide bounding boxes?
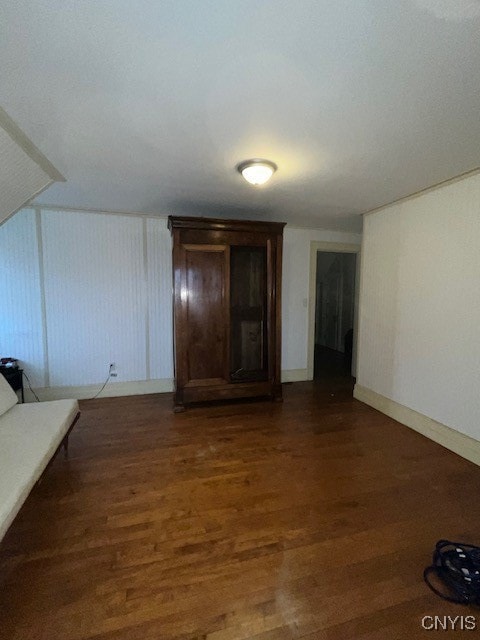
[0,208,46,386]
[41,210,147,386]
[146,218,173,380]
[357,172,480,442]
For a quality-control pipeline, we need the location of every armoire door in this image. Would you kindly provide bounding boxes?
[178,244,230,387]
[230,245,268,382]
[169,215,285,411]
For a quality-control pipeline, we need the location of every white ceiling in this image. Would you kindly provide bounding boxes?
[1,0,480,232]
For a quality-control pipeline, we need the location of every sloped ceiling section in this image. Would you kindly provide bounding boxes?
[0,107,64,226]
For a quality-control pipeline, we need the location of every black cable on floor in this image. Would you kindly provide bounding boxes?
[91,366,113,400]
[23,366,112,402]
[22,371,41,402]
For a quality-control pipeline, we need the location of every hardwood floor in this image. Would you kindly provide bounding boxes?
[1,380,480,639]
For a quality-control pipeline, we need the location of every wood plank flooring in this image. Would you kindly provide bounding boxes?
[1,379,480,639]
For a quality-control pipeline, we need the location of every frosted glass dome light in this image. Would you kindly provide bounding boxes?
[237,159,277,186]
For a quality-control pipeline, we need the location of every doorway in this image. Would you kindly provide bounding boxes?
[314,251,357,380]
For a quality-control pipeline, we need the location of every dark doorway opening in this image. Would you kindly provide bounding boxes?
[314,252,356,380]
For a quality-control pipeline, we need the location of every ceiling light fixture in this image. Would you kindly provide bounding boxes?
[237,159,277,186]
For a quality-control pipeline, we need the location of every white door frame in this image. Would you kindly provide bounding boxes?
[307,241,361,380]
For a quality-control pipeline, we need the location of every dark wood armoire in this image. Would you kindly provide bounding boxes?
[168,216,286,411]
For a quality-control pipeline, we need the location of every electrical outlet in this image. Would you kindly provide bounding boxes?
[109,362,117,377]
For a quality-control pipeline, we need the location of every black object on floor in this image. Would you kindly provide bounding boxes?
[424,540,480,604]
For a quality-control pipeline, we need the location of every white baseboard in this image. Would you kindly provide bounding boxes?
[24,378,174,402]
[281,369,309,383]
[24,370,310,402]
[354,384,480,467]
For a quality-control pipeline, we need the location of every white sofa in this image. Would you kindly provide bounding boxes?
[0,374,79,541]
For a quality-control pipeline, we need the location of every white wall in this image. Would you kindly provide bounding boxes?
[357,172,480,442]
[0,208,45,386]
[0,207,360,398]
[41,210,148,386]
[146,218,174,380]
[0,207,173,398]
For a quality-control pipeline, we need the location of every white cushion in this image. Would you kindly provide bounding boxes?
[0,399,79,541]
[0,373,18,416]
